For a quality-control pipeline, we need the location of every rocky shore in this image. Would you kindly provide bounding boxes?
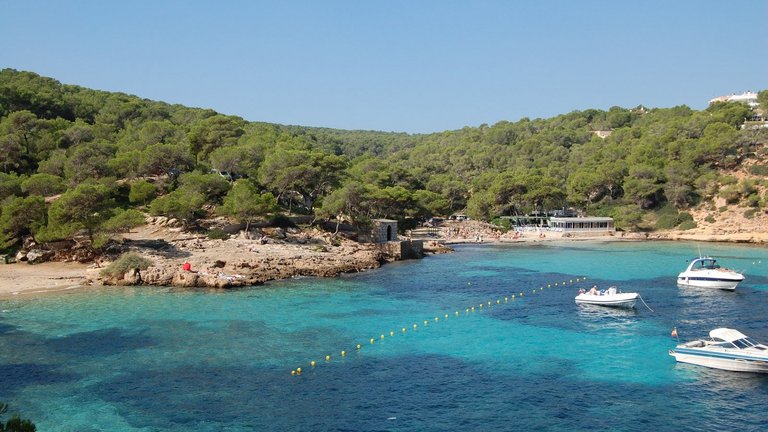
[86,222,451,290]
[2,214,766,297]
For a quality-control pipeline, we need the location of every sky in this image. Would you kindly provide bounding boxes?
[1,1,766,133]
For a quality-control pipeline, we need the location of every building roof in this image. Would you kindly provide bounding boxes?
[549,216,614,222]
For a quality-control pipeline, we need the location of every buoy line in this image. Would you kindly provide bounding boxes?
[289,276,587,376]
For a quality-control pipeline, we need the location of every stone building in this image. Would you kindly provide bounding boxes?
[372,219,398,243]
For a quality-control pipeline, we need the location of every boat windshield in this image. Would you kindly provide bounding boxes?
[742,338,767,350]
[732,338,752,349]
[697,259,719,270]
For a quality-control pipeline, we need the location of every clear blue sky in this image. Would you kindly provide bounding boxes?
[1,1,766,133]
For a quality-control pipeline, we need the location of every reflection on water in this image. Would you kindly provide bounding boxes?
[575,303,638,331]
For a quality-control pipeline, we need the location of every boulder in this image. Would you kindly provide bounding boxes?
[172,271,199,287]
[122,268,142,285]
[27,249,54,264]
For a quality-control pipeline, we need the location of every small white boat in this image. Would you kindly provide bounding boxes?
[575,286,638,308]
[669,328,768,373]
[677,257,744,291]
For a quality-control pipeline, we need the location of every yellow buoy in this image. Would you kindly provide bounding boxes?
[570,279,573,283]
[413,324,418,329]
[455,311,459,316]
[471,306,475,311]
[380,334,385,339]
[402,327,406,332]
[356,344,361,350]
[496,300,500,304]
[555,282,558,286]
[390,331,394,336]
[341,351,346,357]
[488,301,492,306]
[297,367,302,374]
[310,361,316,367]
[445,314,449,319]
[512,295,515,299]
[520,292,523,296]
[370,338,375,344]
[479,304,483,308]
[424,320,428,325]
[548,284,551,288]
[325,355,331,361]
[504,297,508,302]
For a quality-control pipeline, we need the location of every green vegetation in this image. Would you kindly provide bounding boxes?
[1,68,767,252]
[0,403,36,432]
[100,252,153,278]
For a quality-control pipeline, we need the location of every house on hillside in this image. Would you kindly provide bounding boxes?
[709,91,759,108]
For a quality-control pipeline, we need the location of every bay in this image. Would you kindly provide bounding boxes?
[1,241,768,431]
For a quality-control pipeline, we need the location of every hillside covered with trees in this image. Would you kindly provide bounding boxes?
[1,68,767,255]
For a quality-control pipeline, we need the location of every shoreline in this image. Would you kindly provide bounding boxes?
[2,226,766,299]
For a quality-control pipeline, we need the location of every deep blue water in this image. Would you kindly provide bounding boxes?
[2,241,768,431]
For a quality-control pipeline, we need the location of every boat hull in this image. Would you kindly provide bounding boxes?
[676,275,741,291]
[669,350,768,373]
[575,293,637,308]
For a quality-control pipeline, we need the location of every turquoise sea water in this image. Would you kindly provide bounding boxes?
[2,241,768,431]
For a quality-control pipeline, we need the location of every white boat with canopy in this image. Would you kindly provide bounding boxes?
[677,257,744,291]
[574,286,638,308]
[669,328,768,373]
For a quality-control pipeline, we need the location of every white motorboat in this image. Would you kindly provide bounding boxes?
[677,257,744,291]
[669,328,768,373]
[575,286,638,308]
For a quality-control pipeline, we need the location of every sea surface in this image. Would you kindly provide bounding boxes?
[2,241,768,432]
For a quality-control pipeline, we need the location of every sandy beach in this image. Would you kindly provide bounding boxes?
[0,261,89,297]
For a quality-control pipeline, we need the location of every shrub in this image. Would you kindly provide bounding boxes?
[718,206,729,213]
[20,173,66,197]
[745,193,761,208]
[655,208,693,230]
[129,180,157,204]
[719,185,741,204]
[677,212,693,224]
[678,220,697,230]
[491,217,512,232]
[744,209,758,219]
[655,214,678,230]
[0,402,36,432]
[704,215,716,223]
[207,228,229,240]
[100,253,153,278]
[747,164,768,176]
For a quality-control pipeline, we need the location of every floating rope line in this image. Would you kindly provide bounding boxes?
[289,276,587,376]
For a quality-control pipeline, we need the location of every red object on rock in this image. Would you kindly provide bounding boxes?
[183,261,191,271]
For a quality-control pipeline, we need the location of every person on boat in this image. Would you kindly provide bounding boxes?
[578,288,586,295]
[588,285,598,295]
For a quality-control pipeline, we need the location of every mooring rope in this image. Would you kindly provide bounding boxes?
[638,294,654,312]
